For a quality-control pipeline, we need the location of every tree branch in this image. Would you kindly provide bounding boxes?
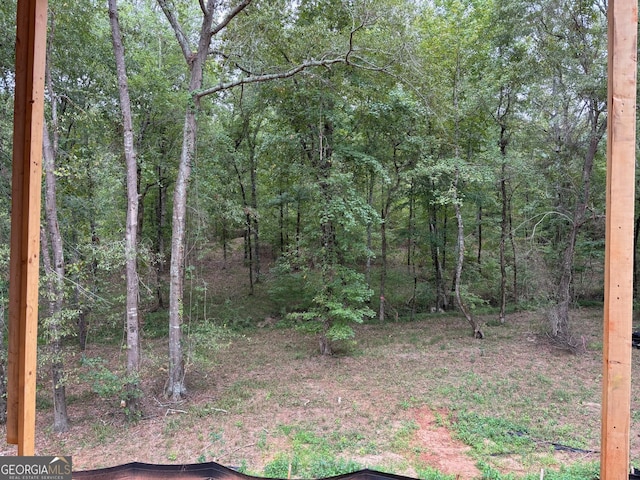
[195,57,347,99]
[209,49,256,75]
[212,0,252,37]
[346,21,365,64]
[198,0,207,16]
[157,0,192,63]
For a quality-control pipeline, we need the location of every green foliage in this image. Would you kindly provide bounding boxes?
[287,265,374,351]
[477,460,600,480]
[1,0,616,472]
[391,420,419,451]
[414,466,456,480]
[308,457,361,478]
[184,319,234,369]
[263,454,298,478]
[453,411,535,456]
[262,425,362,479]
[268,260,316,315]
[79,356,140,408]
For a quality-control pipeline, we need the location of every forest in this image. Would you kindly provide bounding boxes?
[0,0,626,476]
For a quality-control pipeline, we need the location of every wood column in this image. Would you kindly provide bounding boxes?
[601,0,637,478]
[7,0,48,455]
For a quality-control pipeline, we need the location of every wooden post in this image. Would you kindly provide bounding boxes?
[601,0,637,478]
[7,0,48,456]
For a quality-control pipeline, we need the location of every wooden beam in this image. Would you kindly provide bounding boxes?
[7,0,48,456]
[601,0,637,478]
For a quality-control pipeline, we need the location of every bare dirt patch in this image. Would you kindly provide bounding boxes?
[412,406,480,479]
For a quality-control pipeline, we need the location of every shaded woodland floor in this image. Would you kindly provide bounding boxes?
[1,305,636,479]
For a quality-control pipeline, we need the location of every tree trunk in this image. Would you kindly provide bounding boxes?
[509,205,518,304]
[365,172,374,286]
[379,201,387,322]
[407,180,415,271]
[245,213,254,294]
[159,0,232,399]
[452,167,483,339]
[278,187,286,255]
[476,205,482,267]
[499,145,508,324]
[317,115,337,354]
[549,106,605,342]
[450,50,481,337]
[42,122,70,433]
[430,201,447,311]
[166,109,195,399]
[248,129,261,283]
[233,151,254,294]
[109,0,142,415]
[319,322,332,356]
[156,164,168,275]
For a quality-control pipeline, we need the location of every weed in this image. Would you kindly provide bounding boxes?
[535,373,553,386]
[91,421,116,444]
[331,430,365,451]
[257,430,268,451]
[392,420,419,451]
[359,441,379,455]
[452,412,534,456]
[236,460,248,473]
[415,465,456,480]
[263,454,298,478]
[552,389,571,403]
[163,417,181,435]
[308,457,361,478]
[215,379,261,411]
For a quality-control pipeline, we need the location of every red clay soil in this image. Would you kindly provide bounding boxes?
[412,406,481,480]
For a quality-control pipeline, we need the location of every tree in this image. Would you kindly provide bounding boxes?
[159,0,391,385]
[530,0,607,346]
[412,0,492,335]
[108,0,142,415]
[157,0,254,400]
[41,118,70,433]
[481,0,532,322]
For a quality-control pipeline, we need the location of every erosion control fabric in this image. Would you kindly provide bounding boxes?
[72,462,419,480]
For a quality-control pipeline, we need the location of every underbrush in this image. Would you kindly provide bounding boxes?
[25,250,628,479]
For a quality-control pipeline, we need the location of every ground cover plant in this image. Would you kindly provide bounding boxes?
[1,280,638,480]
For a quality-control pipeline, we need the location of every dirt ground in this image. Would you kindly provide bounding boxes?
[1,304,629,479]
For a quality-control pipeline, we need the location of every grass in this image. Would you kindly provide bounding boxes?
[23,255,632,479]
[262,424,363,479]
[452,412,535,456]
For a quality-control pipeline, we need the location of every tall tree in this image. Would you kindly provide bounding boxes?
[481,0,532,322]
[157,0,253,399]
[531,0,607,345]
[41,118,70,433]
[39,13,74,432]
[108,0,142,414]
[159,0,387,386]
